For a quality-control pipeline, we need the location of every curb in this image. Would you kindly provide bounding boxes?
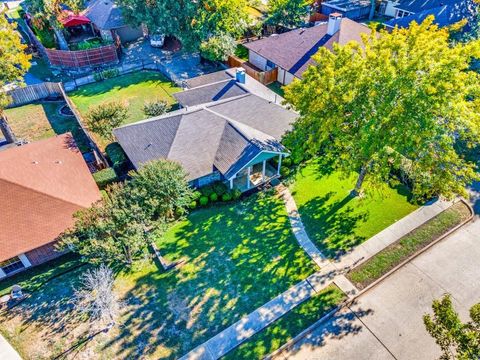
[266,198,474,359]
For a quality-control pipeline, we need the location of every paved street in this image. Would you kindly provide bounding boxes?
[278,218,480,360]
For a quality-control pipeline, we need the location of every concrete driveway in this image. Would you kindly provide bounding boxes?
[279,219,480,360]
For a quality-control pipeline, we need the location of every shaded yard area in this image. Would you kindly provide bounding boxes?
[4,102,90,152]
[267,82,285,97]
[290,162,419,258]
[0,191,317,359]
[69,71,181,150]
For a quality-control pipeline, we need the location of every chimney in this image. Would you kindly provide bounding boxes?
[236,68,246,84]
[327,12,343,36]
[0,115,17,144]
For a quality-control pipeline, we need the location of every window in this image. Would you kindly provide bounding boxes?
[0,256,25,275]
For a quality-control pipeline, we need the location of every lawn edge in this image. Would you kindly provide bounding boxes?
[346,198,473,293]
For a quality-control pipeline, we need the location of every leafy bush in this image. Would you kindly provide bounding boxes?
[192,190,202,200]
[143,99,168,117]
[86,101,128,140]
[72,38,104,51]
[213,182,228,196]
[280,166,290,177]
[93,168,118,189]
[190,200,197,209]
[105,142,128,174]
[93,68,120,81]
[210,193,218,202]
[282,156,292,167]
[199,196,209,206]
[222,192,232,202]
[199,33,236,62]
[232,189,242,200]
[200,185,215,197]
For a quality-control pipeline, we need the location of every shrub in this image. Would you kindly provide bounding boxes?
[222,192,232,202]
[201,185,215,197]
[105,142,128,174]
[213,182,228,196]
[93,68,120,82]
[280,166,290,177]
[189,200,197,209]
[210,193,218,202]
[143,99,168,117]
[232,189,242,200]
[192,190,202,200]
[199,33,236,62]
[93,168,118,189]
[282,156,292,167]
[199,196,209,206]
[86,101,128,140]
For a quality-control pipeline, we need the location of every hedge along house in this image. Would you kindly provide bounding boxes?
[114,91,296,192]
[0,134,101,278]
[244,14,371,85]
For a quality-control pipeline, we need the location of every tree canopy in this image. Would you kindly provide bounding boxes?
[424,294,480,360]
[283,17,480,199]
[266,0,309,29]
[117,0,248,51]
[60,160,194,266]
[0,13,31,111]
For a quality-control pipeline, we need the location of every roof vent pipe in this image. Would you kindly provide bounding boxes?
[327,12,343,36]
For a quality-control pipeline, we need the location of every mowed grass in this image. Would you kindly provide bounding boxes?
[290,162,419,257]
[69,71,181,150]
[0,191,317,359]
[4,102,90,152]
[347,201,471,289]
[224,284,345,360]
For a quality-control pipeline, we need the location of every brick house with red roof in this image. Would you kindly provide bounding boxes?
[0,134,101,278]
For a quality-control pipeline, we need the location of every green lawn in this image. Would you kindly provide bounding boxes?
[290,162,419,257]
[224,284,345,360]
[4,102,91,152]
[69,71,181,150]
[235,44,249,61]
[0,191,317,359]
[347,201,471,289]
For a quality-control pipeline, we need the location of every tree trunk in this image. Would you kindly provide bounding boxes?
[369,0,376,20]
[0,113,17,144]
[352,164,368,196]
[53,25,69,50]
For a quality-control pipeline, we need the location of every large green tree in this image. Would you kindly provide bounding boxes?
[60,160,193,266]
[266,0,309,29]
[283,17,480,199]
[117,0,248,51]
[0,13,30,137]
[26,0,83,50]
[424,294,480,360]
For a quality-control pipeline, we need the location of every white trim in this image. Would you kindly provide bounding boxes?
[247,166,251,189]
[277,154,282,175]
[229,177,234,189]
[18,254,32,268]
[262,160,266,182]
[0,268,6,279]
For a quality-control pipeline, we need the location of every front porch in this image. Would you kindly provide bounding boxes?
[230,154,283,192]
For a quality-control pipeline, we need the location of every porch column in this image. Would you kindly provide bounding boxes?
[247,166,251,189]
[277,154,282,175]
[0,268,6,279]
[18,254,32,268]
[262,160,266,182]
[229,177,234,189]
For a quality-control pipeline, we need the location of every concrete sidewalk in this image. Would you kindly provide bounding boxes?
[0,334,22,360]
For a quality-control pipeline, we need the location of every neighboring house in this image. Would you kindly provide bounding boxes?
[84,0,143,44]
[384,0,475,29]
[244,14,371,85]
[321,0,371,19]
[0,134,101,278]
[114,73,297,192]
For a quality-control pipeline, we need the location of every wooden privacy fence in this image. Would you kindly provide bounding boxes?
[7,82,63,107]
[227,55,278,85]
[46,44,119,68]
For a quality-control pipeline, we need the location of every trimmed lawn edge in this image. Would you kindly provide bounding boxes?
[346,199,473,290]
[222,285,346,360]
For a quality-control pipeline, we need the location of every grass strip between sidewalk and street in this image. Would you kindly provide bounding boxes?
[347,201,471,290]
[223,284,346,360]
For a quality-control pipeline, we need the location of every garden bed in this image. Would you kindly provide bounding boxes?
[347,201,472,290]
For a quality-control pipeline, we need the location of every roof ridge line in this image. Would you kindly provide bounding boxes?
[0,177,91,210]
[185,78,234,90]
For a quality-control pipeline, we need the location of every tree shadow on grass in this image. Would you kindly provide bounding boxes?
[100,191,317,359]
[298,193,369,259]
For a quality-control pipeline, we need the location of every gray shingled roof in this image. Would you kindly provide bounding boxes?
[173,80,249,107]
[244,19,370,78]
[184,71,233,89]
[84,0,125,30]
[114,94,294,181]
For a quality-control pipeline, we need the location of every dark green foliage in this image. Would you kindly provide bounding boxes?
[199,196,209,206]
[222,192,232,202]
[424,294,480,360]
[213,182,228,196]
[232,189,242,200]
[85,101,128,140]
[266,0,309,29]
[93,68,120,82]
[105,142,129,174]
[92,168,118,189]
[210,193,218,202]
